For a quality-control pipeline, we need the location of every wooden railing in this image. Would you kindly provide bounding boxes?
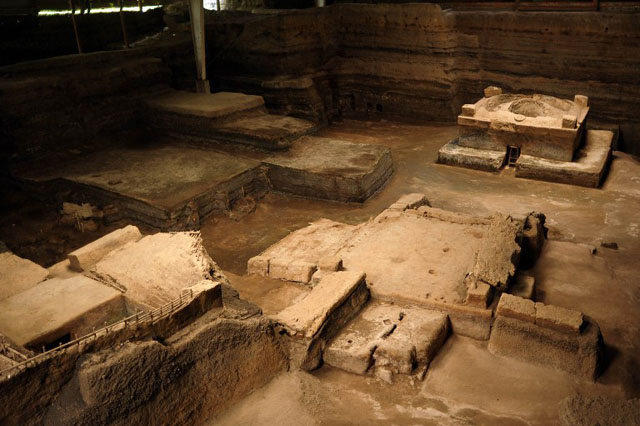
[0,289,196,381]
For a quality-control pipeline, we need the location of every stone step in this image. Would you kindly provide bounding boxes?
[324,301,449,382]
[145,90,317,150]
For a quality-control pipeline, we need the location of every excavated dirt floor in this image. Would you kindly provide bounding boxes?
[203,120,640,425]
[1,120,639,425]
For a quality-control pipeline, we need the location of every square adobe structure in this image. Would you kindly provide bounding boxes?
[458,87,589,162]
[438,87,613,187]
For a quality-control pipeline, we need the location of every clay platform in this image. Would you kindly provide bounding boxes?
[458,91,589,162]
[0,275,126,349]
[437,138,506,172]
[91,232,218,310]
[14,146,266,230]
[439,130,612,187]
[516,130,613,188]
[248,195,524,339]
[263,136,394,202]
[0,251,49,301]
[145,90,318,150]
[12,136,395,229]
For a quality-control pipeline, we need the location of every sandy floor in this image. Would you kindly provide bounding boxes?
[201,120,640,425]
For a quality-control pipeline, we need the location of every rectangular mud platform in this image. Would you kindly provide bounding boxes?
[263,136,394,202]
[13,146,267,230]
[515,130,613,188]
[145,90,318,150]
[437,138,506,172]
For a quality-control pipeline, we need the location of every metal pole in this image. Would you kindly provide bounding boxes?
[216,0,220,11]
[68,0,83,54]
[138,0,143,13]
[118,0,130,48]
[189,0,209,93]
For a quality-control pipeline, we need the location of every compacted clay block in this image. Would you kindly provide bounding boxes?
[461,104,476,117]
[68,225,142,272]
[275,270,370,371]
[268,258,290,281]
[287,261,317,284]
[317,256,342,272]
[437,140,507,172]
[0,252,50,301]
[466,280,492,308]
[274,270,368,338]
[496,293,536,324]
[535,302,584,333]
[488,315,601,379]
[472,214,521,289]
[247,255,270,276]
[323,303,397,375]
[266,258,316,283]
[484,86,502,97]
[374,340,417,375]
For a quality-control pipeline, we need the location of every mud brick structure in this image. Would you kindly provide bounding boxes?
[1,3,639,425]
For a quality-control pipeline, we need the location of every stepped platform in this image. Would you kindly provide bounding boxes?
[145,90,318,150]
[14,146,266,230]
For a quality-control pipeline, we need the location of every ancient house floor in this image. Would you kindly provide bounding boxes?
[1,119,639,425]
[203,120,640,425]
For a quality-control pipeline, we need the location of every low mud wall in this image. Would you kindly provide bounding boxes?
[0,287,288,426]
[206,4,640,154]
[0,40,196,164]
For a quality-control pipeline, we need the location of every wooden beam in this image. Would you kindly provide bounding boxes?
[189,0,209,93]
[118,0,129,48]
[68,0,83,54]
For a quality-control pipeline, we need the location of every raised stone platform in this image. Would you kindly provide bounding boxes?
[515,130,613,188]
[145,90,317,150]
[438,138,506,172]
[263,136,394,202]
[458,90,589,162]
[15,146,266,230]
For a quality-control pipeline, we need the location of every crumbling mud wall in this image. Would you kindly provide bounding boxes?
[0,287,288,426]
[206,4,640,154]
[0,40,197,164]
[0,52,169,164]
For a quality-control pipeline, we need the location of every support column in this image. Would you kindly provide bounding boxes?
[189,0,209,93]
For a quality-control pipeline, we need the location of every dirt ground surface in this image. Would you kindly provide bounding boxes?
[2,119,639,424]
[202,120,640,425]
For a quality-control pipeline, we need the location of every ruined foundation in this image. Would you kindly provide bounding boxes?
[438,87,614,187]
[1,3,639,425]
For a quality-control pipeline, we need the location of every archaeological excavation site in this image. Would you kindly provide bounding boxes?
[1,0,640,425]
